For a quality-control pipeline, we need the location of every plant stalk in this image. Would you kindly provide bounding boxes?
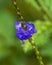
[13,0,44,65]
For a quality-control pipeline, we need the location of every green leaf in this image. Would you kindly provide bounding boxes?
[24,0,52,21]
[22,20,52,53]
[37,0,52,21]
[24,0,40,9]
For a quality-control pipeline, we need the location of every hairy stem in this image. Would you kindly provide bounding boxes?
[28,38,44,65]
[13,0,44,65]
[13,0,27,30]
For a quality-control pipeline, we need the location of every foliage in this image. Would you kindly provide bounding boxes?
[0,0,52,65]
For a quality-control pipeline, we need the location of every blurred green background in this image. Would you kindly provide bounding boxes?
[0,0,52,65]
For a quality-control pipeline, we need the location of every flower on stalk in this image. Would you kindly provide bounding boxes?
[15,21,37,43]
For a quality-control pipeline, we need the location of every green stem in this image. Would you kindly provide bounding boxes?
[13,0,44,65]
[13,0,27,30]
[28,38,44,65]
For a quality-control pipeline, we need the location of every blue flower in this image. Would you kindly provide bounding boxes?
[15,21,37,43]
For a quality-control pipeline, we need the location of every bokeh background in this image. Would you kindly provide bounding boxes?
[0,0,52,65]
